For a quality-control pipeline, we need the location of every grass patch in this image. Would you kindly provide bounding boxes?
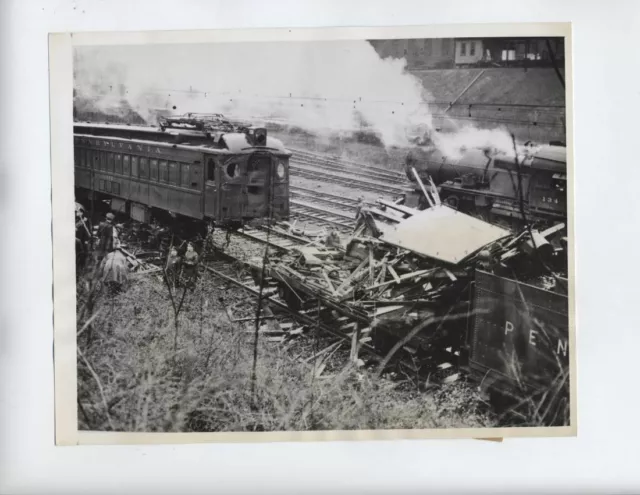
[76,270,494,432]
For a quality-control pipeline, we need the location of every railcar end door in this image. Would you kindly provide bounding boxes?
[204,156,219,220]
[244,153,274,219]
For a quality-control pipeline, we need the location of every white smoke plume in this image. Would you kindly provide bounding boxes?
[73,41,512,156]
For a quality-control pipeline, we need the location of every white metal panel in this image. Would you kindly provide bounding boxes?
[380,205,510,264]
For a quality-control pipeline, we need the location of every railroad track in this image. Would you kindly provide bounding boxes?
[230,224,309,253]
[290,200,356,232]
[289,148,407,182]
[291,155,407,185]
[290,185,366,214]
[290,165,409,196]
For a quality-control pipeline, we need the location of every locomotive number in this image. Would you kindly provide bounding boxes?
[541,196,559,204]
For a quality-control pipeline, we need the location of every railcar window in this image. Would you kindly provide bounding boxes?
[107,153,115,173]
[460,42,467,56]
[115,154,123,175]
[207,158,215,182]
[158,160,167,182]
[123,155,130,176]
[83,149,89,168]
[181,163,190,188]
[74,151,80,168]
[169,162,179,184]
[225,162,238,179]
[192,163,201,187]
[131,156,139,177]
[470,41,476,56]
[151,159,159,181]
[139,157,149,179]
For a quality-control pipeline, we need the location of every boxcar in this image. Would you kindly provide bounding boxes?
[74,122,291,229]
[464,269,569,402]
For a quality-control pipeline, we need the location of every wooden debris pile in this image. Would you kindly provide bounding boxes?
[264,170,568,354]
[117,247,163,276]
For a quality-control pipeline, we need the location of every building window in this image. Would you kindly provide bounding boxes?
[460,42,466,56]
[107,153,114,173]
[425,39,432,56]
[114,154,122,175]
[470,41,476,56]
[122,155,130,175]
[502,49,516,61]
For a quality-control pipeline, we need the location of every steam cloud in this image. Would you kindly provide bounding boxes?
[74,41,513,157]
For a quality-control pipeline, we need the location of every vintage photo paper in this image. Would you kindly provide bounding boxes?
[51,23,576,445]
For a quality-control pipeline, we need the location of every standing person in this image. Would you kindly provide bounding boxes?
[181,242,199,290]
[97,212,119,261]
[75,210,91,276]
[165,247,181,289]
[355,196,365,220]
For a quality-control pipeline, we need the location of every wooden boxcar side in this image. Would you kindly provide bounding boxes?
[465,269,569,396]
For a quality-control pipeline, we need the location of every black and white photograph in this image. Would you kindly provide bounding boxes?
[60,26,573,438]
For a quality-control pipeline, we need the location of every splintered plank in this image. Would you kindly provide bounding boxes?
[363,268,436,292]
[377,199,419,217]
[322,270,337,296]
[388,265,401,284]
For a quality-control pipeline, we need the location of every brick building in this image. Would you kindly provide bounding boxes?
[369,37,565,69]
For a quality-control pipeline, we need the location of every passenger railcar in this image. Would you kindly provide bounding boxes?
[74,120,291,232]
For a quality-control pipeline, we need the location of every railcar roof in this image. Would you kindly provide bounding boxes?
[74,122,291,155]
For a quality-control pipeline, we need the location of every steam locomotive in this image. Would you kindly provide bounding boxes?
[74,115,291,236]
[404,142,567,229]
